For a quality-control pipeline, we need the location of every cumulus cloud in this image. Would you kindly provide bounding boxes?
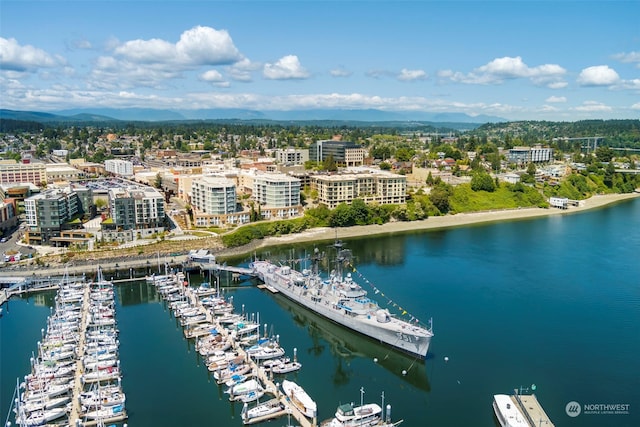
[573,100,612,112]
[546,96,567,103]
[200,70,228,88]
[113,26,243,67]
[263,55,309,80]
[89,26,246,89]
[397,68,427,82]
[200,70,223,81]
[632,102,640,110]
[438,56,566,88]
[0,37,60,72]
[330,67,352,77]
[577,65,620,86]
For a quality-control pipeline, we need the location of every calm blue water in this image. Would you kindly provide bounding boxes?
[2,198,639,426]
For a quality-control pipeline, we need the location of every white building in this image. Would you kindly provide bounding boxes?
[105,159,134,177]
[274,148,309,165]
[312,170,406,209]
[253,174,301,208]
[191,176,237,215]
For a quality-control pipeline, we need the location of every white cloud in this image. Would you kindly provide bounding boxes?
[612,51,640,67]
[200,70,224,82]
[227,58,259,82]
[397,68,427,82]
[200,70,230,87]
[330,67,352,77]
[577,65,620,86]
[546,81,569,89]
[573,100,612,112]
[618,78,640,90]
[263,55,309,80]
[88,26,245,90]
[546,96,567,103]
[631,102,640,110]
[539,105,560,113]
[438,56,566,88]
[113,26,243,67]
[0,37,60,72]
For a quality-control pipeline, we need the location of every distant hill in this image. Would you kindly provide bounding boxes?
[1,107,504,125]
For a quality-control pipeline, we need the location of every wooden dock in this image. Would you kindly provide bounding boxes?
[183,286,316,427]
[67,284,90,425]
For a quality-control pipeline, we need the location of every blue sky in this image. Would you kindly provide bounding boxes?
[1,0,639,121]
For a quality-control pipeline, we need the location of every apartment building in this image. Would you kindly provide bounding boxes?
[274,148,309,165]
[507,145,554,165]
[105,159,134,177]
[312,170,406,209]
[192,176,237,215]
[252,173,303,219]
[24,185,94,245]
[104,186,165,241]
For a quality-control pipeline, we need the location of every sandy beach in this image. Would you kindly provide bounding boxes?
[219,192,640,256]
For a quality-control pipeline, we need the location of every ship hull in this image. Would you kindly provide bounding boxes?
[252,261,431,359]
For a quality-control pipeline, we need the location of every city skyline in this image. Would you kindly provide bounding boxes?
[1,0,639,122]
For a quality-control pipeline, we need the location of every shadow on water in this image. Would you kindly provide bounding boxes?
[268,287,431,393]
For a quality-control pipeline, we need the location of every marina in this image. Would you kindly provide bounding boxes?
[2,197,640,426]
[6,270,128,427]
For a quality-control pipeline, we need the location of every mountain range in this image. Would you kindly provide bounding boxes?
[0,108,505,127]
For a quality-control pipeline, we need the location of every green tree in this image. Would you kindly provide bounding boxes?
[429,183,452,214]
[154,173,163,189]
[329,203,355,227]
[603,161,616,188]
[426,171,434,186]
[379,162,392,170]
[323,155,338,172]
[595,146,614,163]
[470,172,496,192]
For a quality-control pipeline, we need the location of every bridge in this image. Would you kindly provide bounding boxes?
[192,261,255,276]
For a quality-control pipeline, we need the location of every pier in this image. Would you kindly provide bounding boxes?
[175,280,316,427]
[67,284,90,425]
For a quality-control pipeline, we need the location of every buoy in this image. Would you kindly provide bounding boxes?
[444,356,449,362]
[373,357,378,363]
[402,370,407,376]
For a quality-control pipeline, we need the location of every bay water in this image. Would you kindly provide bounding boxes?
[2,198,639,426]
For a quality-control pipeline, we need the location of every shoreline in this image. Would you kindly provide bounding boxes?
[216,192,640,258]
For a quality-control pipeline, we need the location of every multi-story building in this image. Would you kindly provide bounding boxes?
[309,140,365,167]
[107,186,165,233]
[192,177,237,216]
[46,163,82,183]
[0,160,47,185]
[105,159,134,177]
[0,201,17,232]
[507,145,554,165]
[24,186,94,245]
[274,148,309,165]
[312,170,406,209]
[252,173,302,219]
